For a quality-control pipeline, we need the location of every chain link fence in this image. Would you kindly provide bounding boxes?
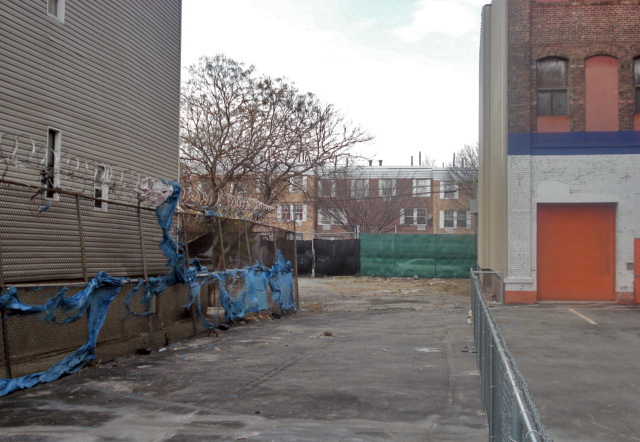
[0,179,298,381]
[471,270,552,442]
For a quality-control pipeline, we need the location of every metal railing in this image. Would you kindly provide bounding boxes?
[471,270,552,442]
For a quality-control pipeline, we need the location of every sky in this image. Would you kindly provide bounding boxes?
[181,0,487,167]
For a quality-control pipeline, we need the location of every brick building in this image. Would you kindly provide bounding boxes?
[479,0,640,303]
[265,166,475,240]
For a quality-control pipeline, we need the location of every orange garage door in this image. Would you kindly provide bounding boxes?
[537,203,615,301]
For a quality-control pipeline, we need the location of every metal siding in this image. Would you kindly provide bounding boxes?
[0,0,180,188]
[0,1,180,280]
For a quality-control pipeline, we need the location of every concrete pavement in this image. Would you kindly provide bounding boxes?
[0,277,487,441]
[492,302,640,442]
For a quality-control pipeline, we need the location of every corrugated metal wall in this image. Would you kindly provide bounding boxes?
[0,0,181,188]
[0,181,169,283]
[360,233,477,278]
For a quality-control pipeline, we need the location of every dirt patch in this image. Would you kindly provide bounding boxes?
[312,276,469,296]
[298,276,471,314]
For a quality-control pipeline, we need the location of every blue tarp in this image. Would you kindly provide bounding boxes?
[0,180,296,396]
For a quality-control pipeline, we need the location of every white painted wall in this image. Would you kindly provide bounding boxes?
[506,154,640,295]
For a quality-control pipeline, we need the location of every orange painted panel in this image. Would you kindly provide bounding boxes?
[537,204,615,301]
[537,116,570,133]
[585,56,619,132]
[634,239,640,303]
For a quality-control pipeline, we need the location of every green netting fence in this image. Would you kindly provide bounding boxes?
[360,233,477,278]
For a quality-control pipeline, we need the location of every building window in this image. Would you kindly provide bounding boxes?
[456,211,467,228]
[441,210,470,229]
[444,211,455,227]
[413,179,430,197]
[402,208,414,225]
[378,179,396,199]
[278,204,306,222]
[634,58,640,114]
[351,179,369,199]
[47,0,65,22]
[289,176,307,193]
[440,181,458,199]
[294,204,305,221]
[94,164,109,210]
[318,208,345,226]
[319,179,335,198]
[537,57,568,116]
[279,204,292,221]
[416,208,427,225]
[43,128,61,199]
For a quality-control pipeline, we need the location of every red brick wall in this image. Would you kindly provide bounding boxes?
[508,0,640,133]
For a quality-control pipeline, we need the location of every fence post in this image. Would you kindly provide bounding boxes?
[512,396,523,441]
[217,217,226,269]
[292,225,300,310]
[182,214,197,337]
[311,231,316,278]
[244,220,253,264]
[75,195,88,283]
[137,203,154,349]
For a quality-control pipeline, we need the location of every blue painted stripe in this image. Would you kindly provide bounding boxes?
[509,131,640,155]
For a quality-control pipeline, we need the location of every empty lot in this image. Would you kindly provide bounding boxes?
[0,276,486,442]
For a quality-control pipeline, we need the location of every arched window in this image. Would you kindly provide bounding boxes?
[537,58,568,116]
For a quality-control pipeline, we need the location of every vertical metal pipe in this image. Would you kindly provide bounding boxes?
[512,397,523,441]
[182,215,197,337]
[75,196,88,283]
[292,225,300,309]
[137,204,154,348]
[244,221,253,264]
[217,217,226,269]
[137,204,149,281]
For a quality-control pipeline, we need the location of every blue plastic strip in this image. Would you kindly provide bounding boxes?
[0,180,295,396]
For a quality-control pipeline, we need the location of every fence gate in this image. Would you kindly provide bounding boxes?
[360,233,477,278]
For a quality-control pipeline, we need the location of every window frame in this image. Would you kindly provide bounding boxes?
[351,179,369,199]
[378,179,396,200]
[537,57,568,117]
[47,0,65,23]
[440,181,458,200]
[44,128,61,200]
[93,164,109,211]
[412,179,431,197]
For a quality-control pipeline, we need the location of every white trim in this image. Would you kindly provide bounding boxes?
[93,164,109,211]
[351,179,369,199]
[45,127,61,201]
[47,0,65,23]
[413,179,431,197]
[440,181,459,200]
[378,179,396,199]
[289,176,307,193]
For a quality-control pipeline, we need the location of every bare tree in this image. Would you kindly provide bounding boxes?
[180,55,372,212]
[445,143,478,203]
[180,55,372,266]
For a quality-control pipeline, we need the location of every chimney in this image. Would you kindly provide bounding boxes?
[419,152,422,166]
[378,160,383,166]
[411,156,414,166]
[369,160,373,166]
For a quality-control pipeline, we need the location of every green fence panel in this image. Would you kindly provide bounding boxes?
[360,234,477,278]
